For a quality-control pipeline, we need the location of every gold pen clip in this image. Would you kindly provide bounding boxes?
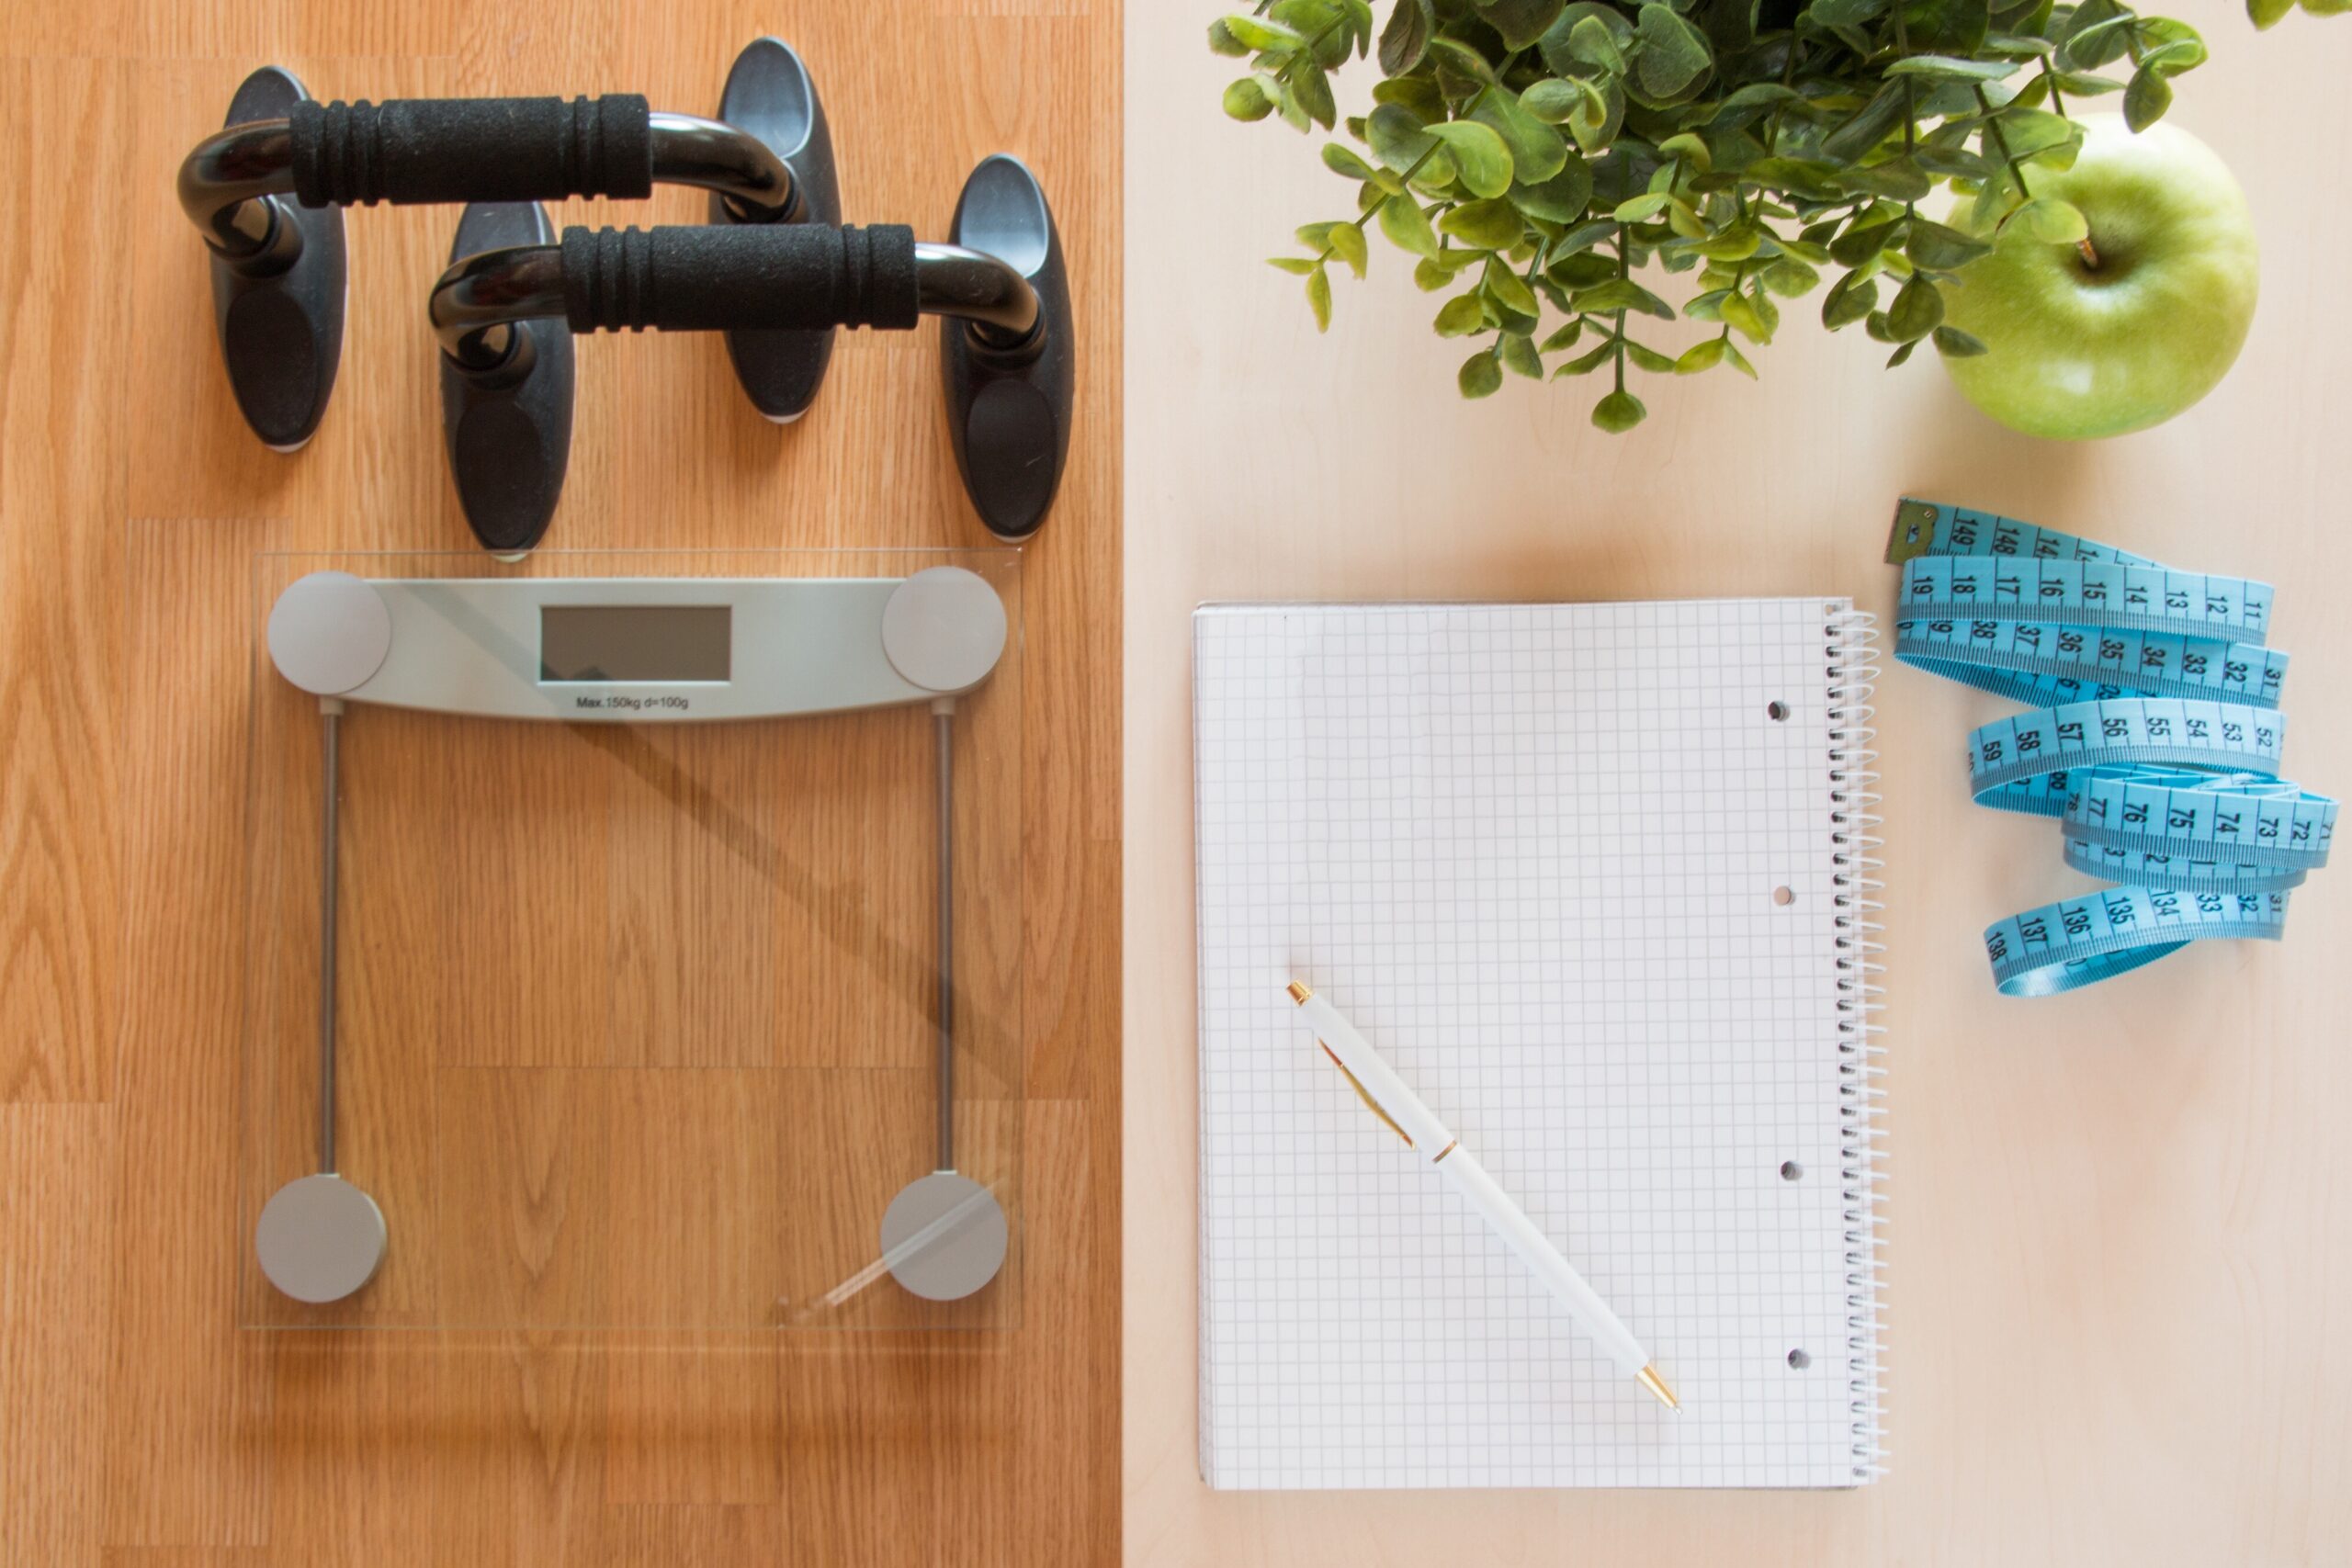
[1319,1043,1413,1148]
[1290,978,1413,1146]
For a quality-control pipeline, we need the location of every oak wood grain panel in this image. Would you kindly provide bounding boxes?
[101,526,270,1550]
[0,1107,115,1568]
[10,0,1120,1561]
[0,60,126,1105]
[428,1335,605,1567]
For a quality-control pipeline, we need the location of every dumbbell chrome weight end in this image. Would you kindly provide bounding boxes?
[186,66,348,452]
[708,38,842,423]
[940,155,1073,543]
[437,202,575,558]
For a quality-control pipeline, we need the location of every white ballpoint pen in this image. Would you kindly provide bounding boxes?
[1287,979,1679,1411]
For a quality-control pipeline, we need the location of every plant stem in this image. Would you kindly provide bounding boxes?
[2039,56,2069,118]
[1613,223,1630,394]
[1299,51,1526,272]
[1972,84,2100,269]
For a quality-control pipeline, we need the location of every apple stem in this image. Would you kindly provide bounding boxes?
[2076,235,2101,270]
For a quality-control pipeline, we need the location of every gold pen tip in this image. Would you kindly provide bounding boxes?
[1636,1365,1679,1411]
[1286,980,1312,1005]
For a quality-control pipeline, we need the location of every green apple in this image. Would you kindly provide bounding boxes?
[1940,114,2259,440]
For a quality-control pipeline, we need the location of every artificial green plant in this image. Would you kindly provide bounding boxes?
[1215,0,2330,431]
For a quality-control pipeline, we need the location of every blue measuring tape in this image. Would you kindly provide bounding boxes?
[1889,499,2337,997]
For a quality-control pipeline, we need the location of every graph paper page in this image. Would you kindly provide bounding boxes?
[1193,600,1877,1489]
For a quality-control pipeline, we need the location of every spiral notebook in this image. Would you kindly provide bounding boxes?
[1191,598,1887,1490]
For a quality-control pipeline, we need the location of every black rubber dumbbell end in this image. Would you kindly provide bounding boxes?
[941,154,1074,542]
[211,66,347,451]
[440,202,574,556]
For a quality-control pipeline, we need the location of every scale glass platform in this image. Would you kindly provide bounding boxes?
[236,548,1025,1332]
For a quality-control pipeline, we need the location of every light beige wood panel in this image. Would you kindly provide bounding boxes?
[1125,6,2352,1566]
[0,1,1121,1565]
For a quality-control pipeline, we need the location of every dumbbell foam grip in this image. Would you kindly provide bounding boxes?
[288,96,653,208]
[560,224,921,334]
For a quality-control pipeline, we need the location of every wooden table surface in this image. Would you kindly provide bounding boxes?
[1123,4,2352,1563]
[0,3,1121,1564]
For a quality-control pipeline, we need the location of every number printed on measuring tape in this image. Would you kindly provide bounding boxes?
[1888,499,2336,997]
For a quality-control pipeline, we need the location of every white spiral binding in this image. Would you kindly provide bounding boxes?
[1826,605,1888,1483]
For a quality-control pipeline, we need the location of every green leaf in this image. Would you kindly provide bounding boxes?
[1440,197,1527,251]
[1379,195,1441,258]
[1459,349,1505,398]
[1564,12,1627,71]
[1886,274,1945,341]
[2139,35,2208,76]
[1720,289,1770,344]
[1223,78,1274,120]
[1898,0,1991,54]
[1613,192,1672,224]
[1591,389,1647,432]
[1427,120,1515,197]
[1761,256,1824,297]
[1323,142,1379,180]
[1676,336,1726,374]
[2004,196,2088,244]
[1365,103,1438,172]
[1745,157,1846,200]
[1883,53,2019,81]
[1822,269,1879,328]
[1634,3,1713,99]
[1223,15,1306,51]
[1823,81,1910,164]
[1932,324,1989,356]
[1306,265,1333,331]
[1476,0,1567,50]
[1830,216,1905,268]
[1485,260,1542,320]
[1905,218,1993,272]
[1539,2,1635,73]
[1498,329,1546,378]
[1657,132,1713,175]
[2249,0,2294,27]
[1372,74,1448,122]
[1266,255,1319,276]
[1554,337,1618,376]
[1566,75,1623,152]
[1471,87,1570,185]
[1207,17,1251,56]
[1426,37,1499,85]
[1378,0,1434,73]
[1328,221,1369,277]
[1520,78,1589,123]
[1623,339,1677,373]
[1540,319,1585,353]
[2123,64,2173,131]
[1721,339,1758,378]
[1510,156,1594,222]
[1290,62,1338,129]
[2051,70,2123,96]
[1886,338,1918,367]
[1807,0,1890,23]
[1435,291,1488,336]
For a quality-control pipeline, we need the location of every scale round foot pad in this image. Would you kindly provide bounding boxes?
[882,567,1008,694]
[256,1174,387,1303]
[880,1171,1007,1302]
[267,571,391,696]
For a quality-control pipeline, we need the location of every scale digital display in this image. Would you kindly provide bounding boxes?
[539,604,732,682]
